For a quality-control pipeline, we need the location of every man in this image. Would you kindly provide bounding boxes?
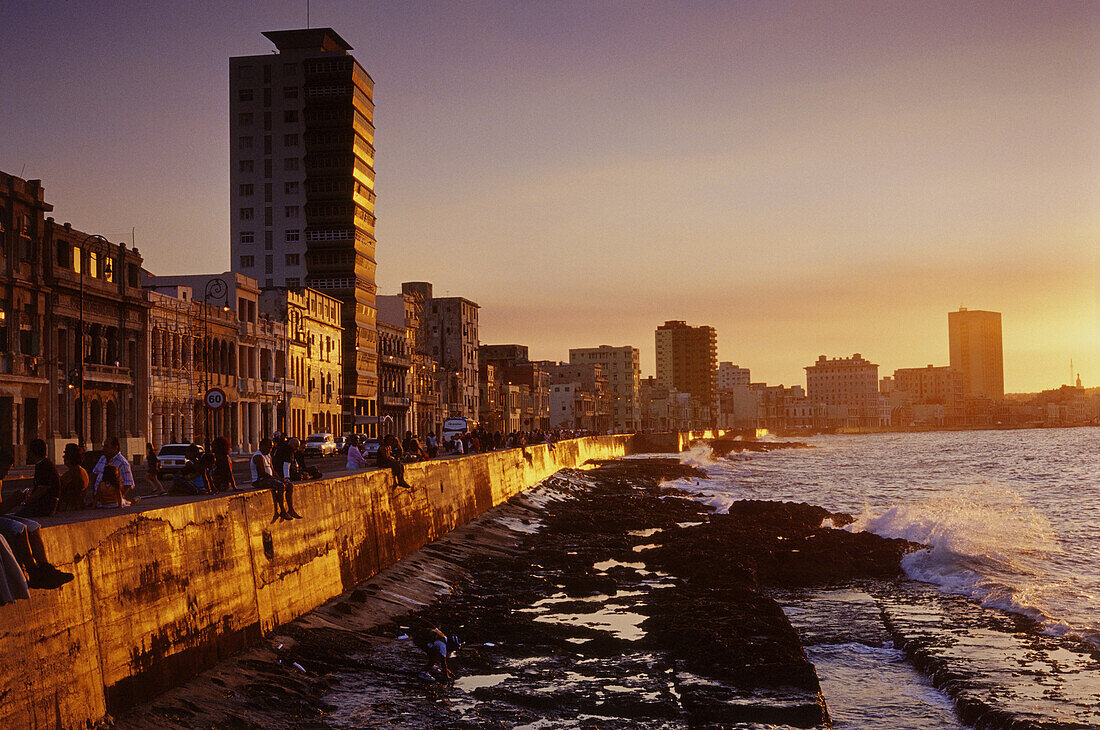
[251,438,301,522]
[91,437,137,506]
[0,451,73,589]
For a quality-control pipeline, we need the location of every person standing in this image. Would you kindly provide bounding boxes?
[145,443,164,495]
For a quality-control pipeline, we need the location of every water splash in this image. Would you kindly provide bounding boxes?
[679,442,716,467]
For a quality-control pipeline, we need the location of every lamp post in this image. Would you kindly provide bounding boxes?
[201,277,229,448]
[281,307,303,436]
[77,234,113,447]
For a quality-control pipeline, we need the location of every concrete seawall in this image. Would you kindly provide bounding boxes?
[0,436,634,729]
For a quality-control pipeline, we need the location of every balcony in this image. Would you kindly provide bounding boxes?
[0,354,47,380]
[83,363,132,385]
[382,395,410,408]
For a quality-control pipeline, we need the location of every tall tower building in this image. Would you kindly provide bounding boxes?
[230,28,379,434]
[654,320,717,426]
[948,308,1004,400]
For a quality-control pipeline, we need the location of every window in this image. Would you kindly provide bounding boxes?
[283,63,298,76]
[240,208,254,220]
[238,136,253,149]
[265,231,273,250]
[238,159,254,173]
[284,181,299,194]
[56,240,69,268]
[264,255,273,274]
[285,254,300,266]
[283,133,299,146]
[265,278,273,288]
[264,159,272,178]
[285,229,300,242]
[238,112,253,125]
[286,278,300,289]
[283,110,298,123]
[285,206,299,218]
[283,158,299,171]
[237,65,253,79]
[237,88,253,101]
[263,135,272,154]
[240,255,255,268]
[239,184,253,196]
[283,86,298,99]
[263,111,272,131]
[263,64,272,83]
[264,207,273,226]
[240,231,255,244]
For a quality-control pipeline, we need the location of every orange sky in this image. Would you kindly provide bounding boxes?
[2,1,1097,391]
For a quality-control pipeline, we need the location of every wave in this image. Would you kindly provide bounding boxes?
[848,486,1100,649]
[679,442,717,467]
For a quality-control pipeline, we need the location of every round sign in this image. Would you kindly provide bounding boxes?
[205,387,226,410]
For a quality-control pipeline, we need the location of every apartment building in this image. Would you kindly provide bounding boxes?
[568,345,640,431]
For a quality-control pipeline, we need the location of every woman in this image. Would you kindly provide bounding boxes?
[57,443,89,512]
[211,436,237,492]
[145,443,164,495]
[95,464,125,508]
[346,436,369,470]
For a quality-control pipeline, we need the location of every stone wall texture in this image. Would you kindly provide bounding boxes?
[0,435,635,728]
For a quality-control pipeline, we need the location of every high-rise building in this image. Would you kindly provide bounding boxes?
[230,28,379,435]
[948,308,1004,401]
[569,345,641,431]
[426,295,479,419]
[655,320,717,426]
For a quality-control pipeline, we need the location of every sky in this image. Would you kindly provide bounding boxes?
[2,1,1097,392]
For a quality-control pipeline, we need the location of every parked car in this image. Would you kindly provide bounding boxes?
[303,433,337,457]
[156,443,204,475]
[358,438,381,462]
[334,435,347,454]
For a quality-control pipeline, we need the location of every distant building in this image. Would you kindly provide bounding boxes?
[479,344,529,369]
[805,353,881,428]
[396,283,440,437]
[716,362,750,391]
[542,361,610,431]
[639,376,692,431]
[230,27,380,435]
[568,345,641,431]
[655,320,717,428]
[948,308,1004,401]
[425,293,479,420]
[889,364,964,426]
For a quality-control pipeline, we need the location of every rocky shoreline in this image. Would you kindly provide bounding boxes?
[117,455,925,729]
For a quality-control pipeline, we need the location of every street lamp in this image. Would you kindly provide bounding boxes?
[281,307,303,436]
[201,277,229,447]
[77,234,113,447]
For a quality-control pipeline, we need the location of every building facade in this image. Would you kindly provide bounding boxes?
[655,320,717,427]
[426,295,479,420]
[230,28,379,436]
[568,345,640,431]
[948,308,1004,402]
[890,364,964,426]
[717,362,751,391]
[259,287,343,437]
[805,353,881,428]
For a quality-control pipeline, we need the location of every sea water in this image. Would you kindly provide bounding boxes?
[673,427,1100,650]
[669,427,1100,727]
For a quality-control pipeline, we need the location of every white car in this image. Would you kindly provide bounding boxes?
[303,433,337,457]
[156,443,204,475]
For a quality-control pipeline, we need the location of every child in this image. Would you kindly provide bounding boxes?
[421,627,461,681]
[95,463,127,508]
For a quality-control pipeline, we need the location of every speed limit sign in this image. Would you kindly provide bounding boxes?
[205,387,226,410]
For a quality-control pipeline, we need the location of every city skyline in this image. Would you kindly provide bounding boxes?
[2,1,1097,391]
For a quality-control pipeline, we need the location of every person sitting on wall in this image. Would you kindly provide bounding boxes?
[95,463,127,507]
[91,437,137,506]
[404,434,428,462]
[11,439,61,518]
[57,443,89,512]
[346,436,370,470]
[171,453,212,495]
[211,436,237,492]
[292,439,322,480]
[251,438,301,521]
[271,435,296,483]
[0,451,74,590]
[378,435,412,490]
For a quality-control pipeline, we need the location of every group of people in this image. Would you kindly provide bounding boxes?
[345,433,414,489]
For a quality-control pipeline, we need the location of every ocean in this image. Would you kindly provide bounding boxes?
[669,426,1100,727]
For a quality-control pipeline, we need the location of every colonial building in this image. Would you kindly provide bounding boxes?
[259,287,343,437]
[541,361,611,432]
[416,287,478,420]
[1,172,149,461]
[145,272,285,450]
[889,364,964,427]
[568,345,641,431]
[397,282,441,438]
[230,28,380,436]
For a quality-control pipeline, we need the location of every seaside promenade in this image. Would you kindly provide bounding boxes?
[0,433,667,729]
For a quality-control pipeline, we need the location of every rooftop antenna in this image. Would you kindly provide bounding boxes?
[19,163,26,177]
[307,0,310,28]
